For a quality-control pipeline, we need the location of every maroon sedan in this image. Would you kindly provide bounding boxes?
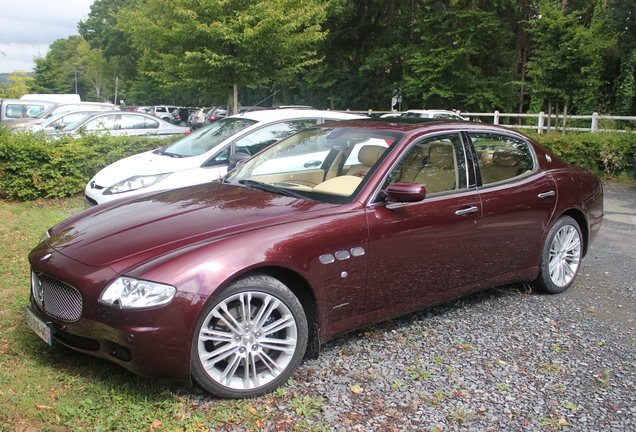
[27,119,603,398]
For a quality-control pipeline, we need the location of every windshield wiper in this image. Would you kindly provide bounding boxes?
[238,179,307,199]
[159,150,185,158]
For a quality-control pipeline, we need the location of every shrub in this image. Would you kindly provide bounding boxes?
[0,128,178,200]
[528,131,636,175]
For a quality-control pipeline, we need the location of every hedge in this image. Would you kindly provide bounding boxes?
[0,126,634,201]
[0,126,179,200]
[525,131,636,176]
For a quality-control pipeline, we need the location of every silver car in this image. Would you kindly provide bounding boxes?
[47,111,191,137]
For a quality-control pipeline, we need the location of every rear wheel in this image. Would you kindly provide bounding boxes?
[534,216,582,294]
[191,275,308,398]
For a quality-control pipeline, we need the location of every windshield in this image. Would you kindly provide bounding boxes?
[35,104,59,119]
[62,113,98,131]
[225,126,401,203]
[160,117,257,157]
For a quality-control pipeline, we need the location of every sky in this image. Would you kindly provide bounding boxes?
[0,0,95,74]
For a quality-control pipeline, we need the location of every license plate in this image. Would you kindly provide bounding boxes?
[25,306,52,346]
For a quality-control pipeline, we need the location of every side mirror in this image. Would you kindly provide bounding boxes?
[227,152,251,170]
[55,122,66,130]
[383,182,426,203]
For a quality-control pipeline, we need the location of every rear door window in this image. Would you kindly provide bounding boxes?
[468,133,535,185]
[84,115,117,131]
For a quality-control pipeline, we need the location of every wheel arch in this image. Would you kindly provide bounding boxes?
[558,208,589,257]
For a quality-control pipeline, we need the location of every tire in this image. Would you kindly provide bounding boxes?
[191,275,308,398]
[534,216,583,294]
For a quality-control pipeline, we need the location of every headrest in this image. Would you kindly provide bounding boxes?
[492,148,522,167]
[357,145,387,166]
[428,143,454,169]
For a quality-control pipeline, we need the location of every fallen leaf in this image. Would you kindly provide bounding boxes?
[350,384,362,394]
[35,404,52,410]
[150,419,162,432]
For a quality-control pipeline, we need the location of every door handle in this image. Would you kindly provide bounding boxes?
[538,191,556,198]
[455,206,479,216]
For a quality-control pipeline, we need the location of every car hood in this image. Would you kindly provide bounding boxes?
[90,150,205,187]
[46,182,338,268]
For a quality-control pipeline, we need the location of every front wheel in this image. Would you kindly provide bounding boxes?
[191,275,308,398]
[534,216,583,294]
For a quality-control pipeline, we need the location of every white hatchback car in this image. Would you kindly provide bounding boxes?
[399,109,467,120]
[84,109,364,206]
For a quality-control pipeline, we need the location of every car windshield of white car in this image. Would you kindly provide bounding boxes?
[225,126,401,203]
[162,117,257,157]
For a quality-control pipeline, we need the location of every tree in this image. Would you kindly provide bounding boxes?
[75,39,115,101]
[4,71,33,98]
[403,0,519,112]
[115,0,328,113]
[31,55,69,94]
[614,50,636,114]
[608,0,636,114]
[526,0,614,115]
[301,0,414,110]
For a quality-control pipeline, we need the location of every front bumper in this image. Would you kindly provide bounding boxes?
[26,297,194,379]
[27,245,203,380]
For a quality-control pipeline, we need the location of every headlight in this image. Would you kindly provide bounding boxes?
[39,230,50,245]
[99,277,176,309]
[104,173,170,195]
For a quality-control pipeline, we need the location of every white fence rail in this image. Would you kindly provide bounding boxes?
[459,111,636,134]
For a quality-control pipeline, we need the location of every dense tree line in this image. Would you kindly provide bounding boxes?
[17,0,636,115]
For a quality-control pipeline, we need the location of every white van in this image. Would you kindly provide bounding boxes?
[20,94,81,103]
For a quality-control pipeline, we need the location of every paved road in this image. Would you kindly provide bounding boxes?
[570,181,636,328]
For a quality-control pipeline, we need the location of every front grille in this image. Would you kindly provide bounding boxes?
[31,270,83,322]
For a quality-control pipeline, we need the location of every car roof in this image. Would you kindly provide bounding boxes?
[69,111,162,126]
[228,108,365,122]
[42,109,108,122]
[405,109,460,115]
[313,117,531,140]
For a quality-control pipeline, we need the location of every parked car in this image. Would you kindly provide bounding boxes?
[135,106,153,114]
[28,118,603,398]
[399,109,467,121]
[10,110,106,134]
[0,99,58,125]
[204,105,228,124]
[7,102,117,130]
[84,109,364,206]
[170,107,198,126]
[190,107,211,129]
[150,105,179,121]
[47,111,190,138]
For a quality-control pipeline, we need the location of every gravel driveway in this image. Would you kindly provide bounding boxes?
[192,182,636,431]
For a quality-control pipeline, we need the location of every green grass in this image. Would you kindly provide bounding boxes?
[0,196,335,431]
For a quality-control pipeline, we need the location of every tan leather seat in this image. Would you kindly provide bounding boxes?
[393,145,429,183]
[345,145,387,176]
[480,148,523,184]
[412,142,456,193]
